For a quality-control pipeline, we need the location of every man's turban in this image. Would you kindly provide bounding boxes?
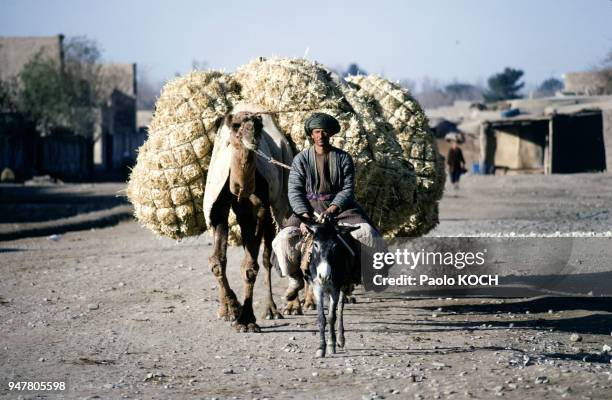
[303,112,341,136]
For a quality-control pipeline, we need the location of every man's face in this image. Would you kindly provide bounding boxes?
[311,128,330,147]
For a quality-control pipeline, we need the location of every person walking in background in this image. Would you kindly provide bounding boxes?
[447,140,465,191]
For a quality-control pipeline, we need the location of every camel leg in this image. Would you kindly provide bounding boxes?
[232,196,264,333]
[209,186,241,321]
[303,280,317,310]
[261,215,283,320]
[283,273,304,315]
[343,284,357,304]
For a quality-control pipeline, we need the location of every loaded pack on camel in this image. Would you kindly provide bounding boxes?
[126,57,445,334]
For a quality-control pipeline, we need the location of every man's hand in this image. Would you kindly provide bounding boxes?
[300,212,312,235]
[318,205,339,224]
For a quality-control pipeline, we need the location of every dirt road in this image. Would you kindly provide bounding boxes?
[1,174,611,399]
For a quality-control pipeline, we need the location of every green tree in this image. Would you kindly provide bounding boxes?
[536,77,564,97]
[484,67,525,102]
[0,77,19,113]
[18,36,106,137]
[343,63,367,77]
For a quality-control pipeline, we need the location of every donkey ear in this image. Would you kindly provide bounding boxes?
[304,223,315,234]
[253,114,263,130]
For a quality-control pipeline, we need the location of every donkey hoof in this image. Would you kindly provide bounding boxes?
[316,349,326,358]
[304,302,316,310]
[328,344,336,354]
[338,337,345,349]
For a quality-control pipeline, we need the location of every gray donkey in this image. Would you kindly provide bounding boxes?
[300,217,360,357]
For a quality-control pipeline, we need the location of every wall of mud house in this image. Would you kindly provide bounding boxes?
[0,113,94,182]
[0,114,37,180]
[480,120,547,175]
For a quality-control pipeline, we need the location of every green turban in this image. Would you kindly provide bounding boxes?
[304,112,341,136]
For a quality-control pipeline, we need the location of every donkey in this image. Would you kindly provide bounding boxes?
[205,111,284,332]
[301,217,360,357]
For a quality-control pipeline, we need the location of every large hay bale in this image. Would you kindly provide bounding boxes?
[127,59,441,241]
[126,71,241,239]
[346,75,445,236]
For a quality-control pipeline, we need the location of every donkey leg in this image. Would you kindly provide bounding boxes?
[338,292,346,349]
[315,286,326,358]
[209,188,241,321]
[303,280,317,310]
[328,291,339,354]
[261,215,283,320]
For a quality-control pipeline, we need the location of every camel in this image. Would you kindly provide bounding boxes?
[205,109,288,332]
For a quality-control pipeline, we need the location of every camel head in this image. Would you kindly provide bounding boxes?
[225,111,263,151]
[225,111,263,198]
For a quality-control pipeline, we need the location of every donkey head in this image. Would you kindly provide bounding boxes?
[225,111,263,151]
[304,221,359,288]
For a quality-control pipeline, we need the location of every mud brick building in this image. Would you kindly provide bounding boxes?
[0,35,144,181]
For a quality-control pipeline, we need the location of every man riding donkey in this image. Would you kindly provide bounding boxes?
[273,112,381,314]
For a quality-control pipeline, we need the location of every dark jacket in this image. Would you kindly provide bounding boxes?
[288,146,356,215]
[446,147,465,173]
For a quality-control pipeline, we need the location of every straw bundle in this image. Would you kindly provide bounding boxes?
[126,71,241,239]
[345,75,445,236]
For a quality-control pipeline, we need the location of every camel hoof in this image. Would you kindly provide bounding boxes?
[217,296,242,321]
[233,322,260,333]
[283,307,303,316]
[263,309,284,320]
[283,299,303,316]
[316,349,325,358]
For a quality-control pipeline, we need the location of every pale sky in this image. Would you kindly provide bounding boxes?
[1,0,611,88]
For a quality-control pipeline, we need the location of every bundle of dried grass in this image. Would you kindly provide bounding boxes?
[126,71,241,239]
[346,75,445,236]
[128,59,442,241]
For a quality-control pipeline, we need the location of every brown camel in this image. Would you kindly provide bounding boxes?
[208,111,282,333]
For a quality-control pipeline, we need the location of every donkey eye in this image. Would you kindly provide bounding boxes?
[232,123,241,130]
